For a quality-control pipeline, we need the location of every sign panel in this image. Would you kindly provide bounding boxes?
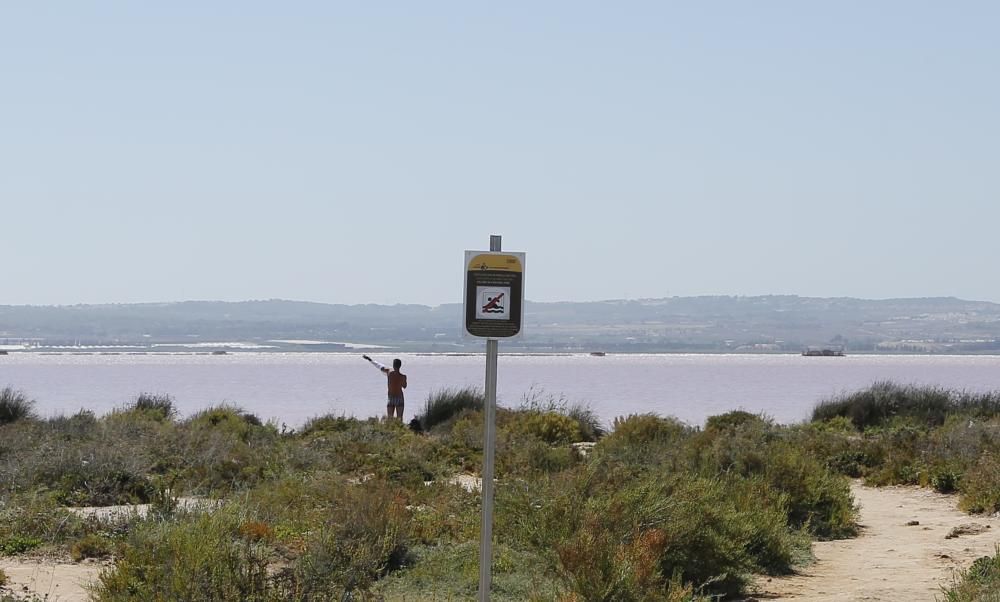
[464,251,525,338]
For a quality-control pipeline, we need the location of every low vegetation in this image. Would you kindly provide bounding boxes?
[11,381,1000,599]
[807,382,1000,515]
[0,387,35,425]
[812,381,1000,429]
[942,547,1000,602]
[414,386,485,432]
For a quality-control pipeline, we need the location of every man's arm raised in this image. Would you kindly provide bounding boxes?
[362,355,389,373]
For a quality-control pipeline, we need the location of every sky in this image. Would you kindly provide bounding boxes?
[2,2,998,306]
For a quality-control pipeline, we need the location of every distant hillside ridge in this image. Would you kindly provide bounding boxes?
[2,295,1000,353]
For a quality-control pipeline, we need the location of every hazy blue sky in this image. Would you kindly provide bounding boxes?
[2,3,998,306]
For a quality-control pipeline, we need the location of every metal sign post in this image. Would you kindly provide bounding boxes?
[463,235,525,602]
[479,335,498,602]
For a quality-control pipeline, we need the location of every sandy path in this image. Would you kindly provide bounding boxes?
[757,482,1000,601]
[0,498,216,601]
[0,558,103,602]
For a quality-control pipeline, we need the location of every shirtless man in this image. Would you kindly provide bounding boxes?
[363,355,407,421]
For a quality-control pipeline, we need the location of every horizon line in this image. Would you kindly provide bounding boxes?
[0,293,991,310]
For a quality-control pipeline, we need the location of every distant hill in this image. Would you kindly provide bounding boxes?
[2,296,1000,353]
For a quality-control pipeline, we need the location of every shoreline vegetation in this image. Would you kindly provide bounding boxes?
[2,384,1000,600]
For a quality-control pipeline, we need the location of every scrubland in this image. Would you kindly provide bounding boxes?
[1,381,1000,600]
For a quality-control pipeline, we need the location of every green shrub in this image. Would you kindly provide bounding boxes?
[858,423,926,487]
[375,436,450,486]
[407,483,481,545]
[498,460,803,600]
[187,405,264,442]
[0,387,35,425]
[692,420,857,539]
[812,382,948,429]
[811,382,1000,430]
[0,535,42,556]
[45,410,99,439]
[515,412,582,445]
[31,419,162,506]
[298,417,449,486]
[608,414,689,444]
[70,534,114,561]
[554,474,791,599]
[959,454,1000,514]
[129,392,177,421]
[245,472,342,538]
[374,542,560,601]
[298,414,360,436]
[0,403,225,503]
[0,493,90,549]
[518,388,605,442]
[931,467,962,494]
[954,391,1000,419]
[705,410,770,433]
[1,410,169,505]
[445,411,484,453]
[417,387,484,432]
[93,508,276,602]
[941,547,1000,602]
[826,450,872,478]
[279,480,410,597]
[495,472,582,552]
[55,465,153,507]
[810,415,856,434]
[0,567,6,586]
[556,510,678,599]
[763,445,857,539]
[179,405,283,494]
[244,475,414,597]
[498,432,577,475]
[692,414,777,479]
[566,404,605,442]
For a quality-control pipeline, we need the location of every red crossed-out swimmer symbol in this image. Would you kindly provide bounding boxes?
[482,293,504,312]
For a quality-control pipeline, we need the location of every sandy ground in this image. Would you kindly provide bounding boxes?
[0,498,217,601]
[65,496,220,521]
[0,557,103,602]
[446,473,483,493]
[756,482,1000,601]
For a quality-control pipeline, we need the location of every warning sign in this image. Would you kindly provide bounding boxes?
[477,287,510,320]
[464,251,524,338]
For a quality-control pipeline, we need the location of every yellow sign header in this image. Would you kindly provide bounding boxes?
[467,253,523,273]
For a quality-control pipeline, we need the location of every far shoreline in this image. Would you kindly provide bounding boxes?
[6,348,1000,357]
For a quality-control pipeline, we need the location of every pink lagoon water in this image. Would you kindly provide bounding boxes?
[3,353,1000,428]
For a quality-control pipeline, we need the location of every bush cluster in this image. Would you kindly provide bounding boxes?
[0,401,286,507]
[942,547,1000,602]
[812,381,1000,429]
[0,385,867,601]
[0,387,35,425]
[415,387,485,432]
[129,392,177,421]
[807,383,1000,514]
